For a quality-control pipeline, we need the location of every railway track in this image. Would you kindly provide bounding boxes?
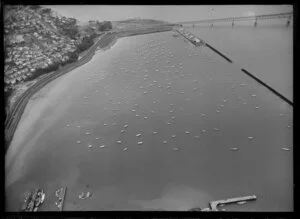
[5,27,172,151]
[5,32,114,150]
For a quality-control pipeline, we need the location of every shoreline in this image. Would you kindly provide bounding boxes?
[5,32,113,149]
[5,26,175,151]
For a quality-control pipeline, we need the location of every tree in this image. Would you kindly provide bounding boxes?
[41,8,52,14]
[98,21,112,31]
[29,5,41,10]
[75,33,98,53]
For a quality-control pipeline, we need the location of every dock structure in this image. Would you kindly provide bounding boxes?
[175,29,205,47]
[56,187,67,211]
[209,195,257,211]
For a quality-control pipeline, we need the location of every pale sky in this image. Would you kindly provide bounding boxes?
[47,5,293,23]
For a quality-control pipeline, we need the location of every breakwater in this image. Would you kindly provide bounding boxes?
[176,27,292,107]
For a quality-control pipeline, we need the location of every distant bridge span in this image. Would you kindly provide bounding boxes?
[176,12,293,25]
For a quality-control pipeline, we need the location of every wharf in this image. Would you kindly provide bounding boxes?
[175,28,205,47]
[55,187,67,211]
[209,195,257,211]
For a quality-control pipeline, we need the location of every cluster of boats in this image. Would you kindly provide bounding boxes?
[175,28,204,46]
[21,188,45,212]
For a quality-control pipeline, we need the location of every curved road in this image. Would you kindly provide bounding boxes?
[5,26,174,151]
[5,32,116,150]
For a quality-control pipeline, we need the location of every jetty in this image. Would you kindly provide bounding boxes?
[209,195,257,211]
[55,187,67,211]
[175,28,205,47]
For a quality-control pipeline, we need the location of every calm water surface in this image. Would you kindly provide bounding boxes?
[6,31,293,211]
[187,24,293,101]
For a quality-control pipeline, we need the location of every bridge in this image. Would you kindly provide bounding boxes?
[176,12,293,27]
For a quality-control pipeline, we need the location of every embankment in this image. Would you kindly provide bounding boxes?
[5,32,114,150]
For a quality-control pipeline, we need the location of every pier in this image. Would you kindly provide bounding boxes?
[209,195,257,211]
[55,187,67,211]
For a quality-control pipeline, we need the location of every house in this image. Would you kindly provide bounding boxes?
[10,79,16,85]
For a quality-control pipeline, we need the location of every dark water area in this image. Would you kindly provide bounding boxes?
[6,31,293,211]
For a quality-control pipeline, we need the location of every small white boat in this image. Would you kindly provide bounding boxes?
[79,191,91,200]
[281,148,291,151]
[40,192,45,204]
[230,147,239,151]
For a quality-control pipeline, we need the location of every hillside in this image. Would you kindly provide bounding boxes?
[4,5,110,113]
[4,5,108,88]
[116,18,169,24]
[113,18,172,31]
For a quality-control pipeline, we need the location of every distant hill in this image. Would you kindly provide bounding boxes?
[113,18,172,30]
[116,18,169,24]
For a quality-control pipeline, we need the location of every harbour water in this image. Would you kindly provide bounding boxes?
[5,31,293,211]
[187,22,293,101]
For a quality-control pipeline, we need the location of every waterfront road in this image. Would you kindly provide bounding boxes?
[5,32,115,150]
[5,26,174,151]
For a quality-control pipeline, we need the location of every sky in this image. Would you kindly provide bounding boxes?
[47,5,293,23]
